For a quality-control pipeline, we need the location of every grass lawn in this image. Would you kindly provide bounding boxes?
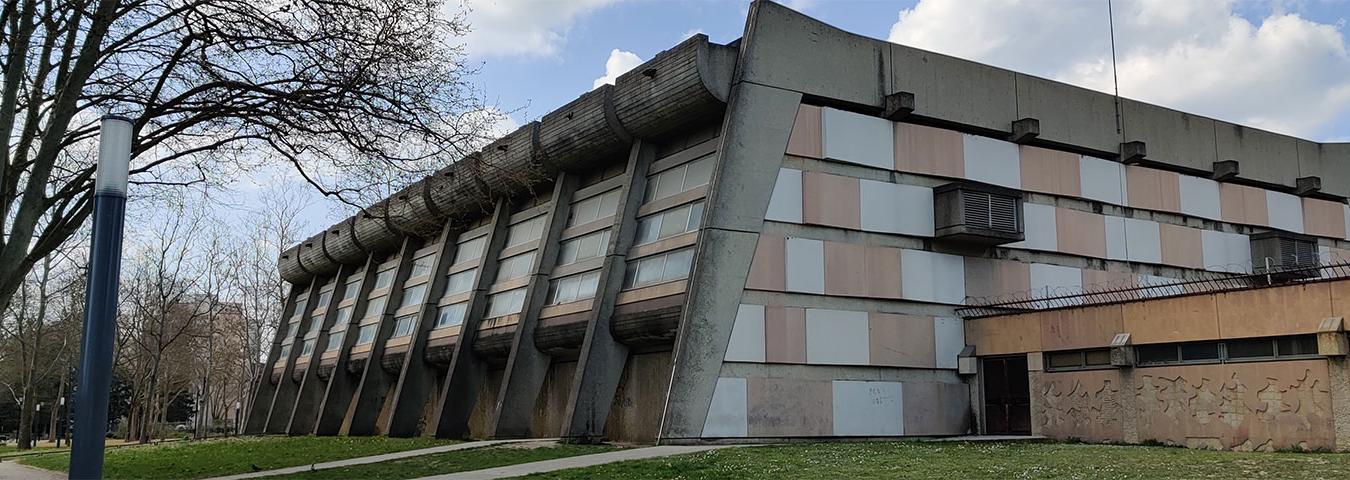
[523,441,1350,480]
[18,435,456,480]
[272,442,618,480]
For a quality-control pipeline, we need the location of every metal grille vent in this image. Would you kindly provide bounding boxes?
[962,191,1019,233]
[1277,236,1319,269]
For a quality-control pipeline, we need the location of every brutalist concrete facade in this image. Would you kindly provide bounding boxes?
[247,1,1350,445]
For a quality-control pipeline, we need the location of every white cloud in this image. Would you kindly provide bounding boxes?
[593,49,644,89]
[461,0,620,58]
[887,0,1350,140]
[680,28,706,42]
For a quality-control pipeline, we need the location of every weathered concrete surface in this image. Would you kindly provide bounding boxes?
[287,264,353,435]
[411,445,736,480]
[313,256,382,436]
[384,222,459,438]
[346,238,418,436]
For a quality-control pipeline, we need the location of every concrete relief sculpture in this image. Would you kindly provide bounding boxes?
[1037,370,1125,442]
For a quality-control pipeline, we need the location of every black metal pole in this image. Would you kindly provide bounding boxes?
[70,115,133,480]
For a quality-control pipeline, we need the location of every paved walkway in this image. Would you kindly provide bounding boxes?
[203,439,545,480]
[0,460,65,480]
[412,445,733,480]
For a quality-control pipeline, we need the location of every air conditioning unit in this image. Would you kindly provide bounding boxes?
[933,183,1024,246]
[1250,231,1319,282]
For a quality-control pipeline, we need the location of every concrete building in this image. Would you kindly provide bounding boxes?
[246,1,1350,449]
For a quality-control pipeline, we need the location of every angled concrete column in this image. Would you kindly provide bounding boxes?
[287,264,356,435]
[243,283,306,434]
[560,141,655,442]
[431,200,511,438]
[659,82,802,440]
[263,277,326,433]
[314,254,382,435]
[384,221,461,437]
[488,175,579,438]
[345,237,418,436]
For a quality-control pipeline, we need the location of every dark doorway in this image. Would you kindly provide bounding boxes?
[982,355,1030,435]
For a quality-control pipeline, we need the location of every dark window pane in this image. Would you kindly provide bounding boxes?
[1046,352,1081,369]
[1084,349,1112,366]
[1137,344,1178,364]
[1180,342,1220,361]
[1276,335,1319,356]
[1225,338,1275,359]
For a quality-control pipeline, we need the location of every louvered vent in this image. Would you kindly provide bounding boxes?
[1277,236,1319,269]
[1250,232,1319,281]
[934,183,1024,246]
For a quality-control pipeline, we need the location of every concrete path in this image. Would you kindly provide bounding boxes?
[203,439,547,480]
[413,445,733,480]
[0,460,65,480]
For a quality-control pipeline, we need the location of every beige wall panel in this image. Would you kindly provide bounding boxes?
[1126,166,1182,213]
[746,377,833,437]
[964,257,1032,300]
[1159,223,1204,269]
[746,234,786,291]
[894,122,964,178]
[824,241,868,297]
[765,306,807,364]
[1055,208,1107,258]
[866,245,903,299]
[1036,369,1126,443]
[802,171,861,229]
[1216,283,1332,339]
[1219,183,1270,226]
[966,314,1042,355]
[1081,268,1137,291]
[1040,305,1124,351]
[786,104,823,158]
[869,313,937,368]
[1133,360,1334,451]
[1303,198,1347,239]
[1020,146,1082,197]
[1330,280,1350,318]
[1122,295,1220,344]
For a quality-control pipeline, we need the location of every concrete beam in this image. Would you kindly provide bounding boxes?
[286,264,356,435]
[489,175,579,438]
[243,283,308,434]
[313,254,382,435]
[430,200,511,438]
[344,237,418,436]
[659,81,802,440]
[560,141,656,442]
[384,223,462,437]
[261,278,324,434]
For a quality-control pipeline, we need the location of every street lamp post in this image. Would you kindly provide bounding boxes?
[70,115,133,480]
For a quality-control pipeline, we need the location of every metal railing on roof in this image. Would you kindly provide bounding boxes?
[956,261,1350,319]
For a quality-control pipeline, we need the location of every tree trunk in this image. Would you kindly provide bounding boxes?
[16,383,33,449]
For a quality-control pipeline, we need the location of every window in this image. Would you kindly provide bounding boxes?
[623,248,694,289]
[557,230,611,266]
[408,254,435,278]
[506,216,546,247]
[495,252,536,282]
[391,315,417,337]
[277,344,291,359]
[569,189,622,227]
[1137,335,1320,366]
[1276,336,1319,356]
[291,297,308,319]
[547,270,603,305]
[373,269,396,290]
[285,321,300,339]
[325,332,345,352]
[452,236,487,265]
[435,303,468,328]
[300,339,315,357]
[1044,349,1112,371]
[485,288,527,317]
[634,201,703,246]
[399,284,428,309]
[644,156,713,203]
[342,278,361,301]
[333,306,353,326]
[314,290,333,310]
[1137,344,1180,365]
[444,269,477,296]
[355,324,379,345]
[1180,342,1221,362]
[363,296,387,318]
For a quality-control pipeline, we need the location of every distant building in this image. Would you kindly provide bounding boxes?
[247,1,1350,450]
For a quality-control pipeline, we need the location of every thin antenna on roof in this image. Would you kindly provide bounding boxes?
[1108,0,1122,135]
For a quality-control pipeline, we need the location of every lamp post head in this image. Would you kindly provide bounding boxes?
[95,115,133,197]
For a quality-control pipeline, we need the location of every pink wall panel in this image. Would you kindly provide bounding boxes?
[802,171,861,229]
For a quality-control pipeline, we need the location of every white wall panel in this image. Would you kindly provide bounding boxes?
[1178,175,1222,220]
[784,237,825,294]
[765,168,803,223]
[1030,263,1083,305]
[962,135,1021,189]
[859,179,934,236]
[822,108,894,170]
[1007,202,1057,251]
[1079,156,1126,205]
[1123,218,1162,264]
[804,308,870,365]
[933,317,964,369]
[702,377,748,437]
[1266,191,1305,233]
[900,249,966,304]
[1201,230,1251,274]
[1343,205,1350,240]
[725,304,766,362]
[832,381,904,436]
[1104,216,1127,260]
[1138,274,1183,298]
